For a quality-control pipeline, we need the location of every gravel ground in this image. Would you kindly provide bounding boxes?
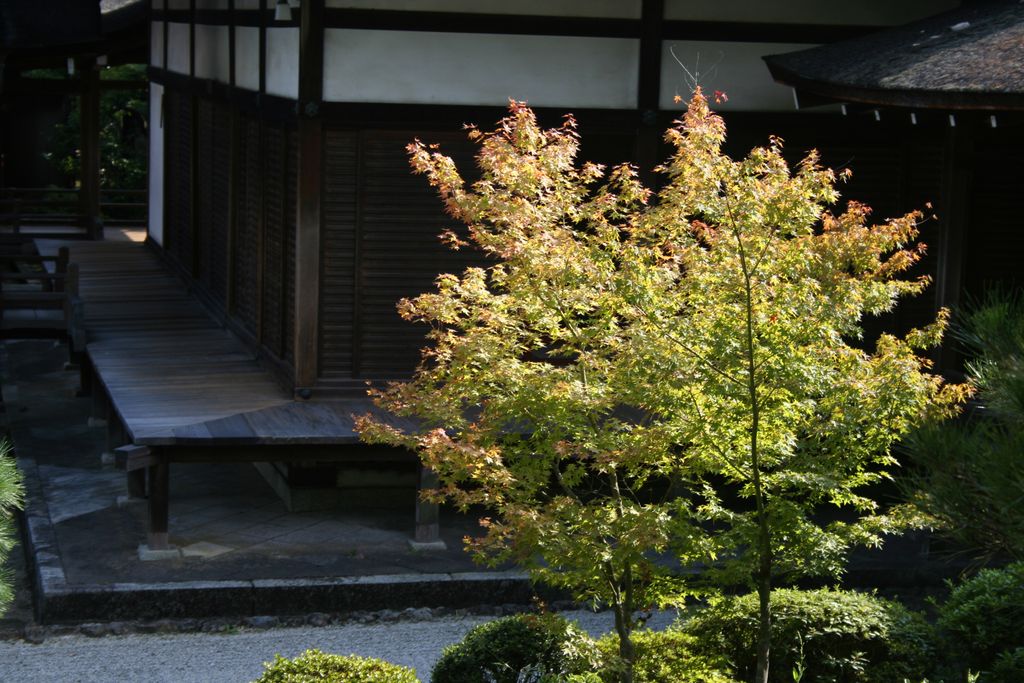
[0,609,677,683]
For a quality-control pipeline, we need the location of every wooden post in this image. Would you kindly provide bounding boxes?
[89,378,107,425]
[106,408,126,456]
[63,262,86,360]
[113,444,156,503]
[293,0,324,395]
[55,247,69,293]
[410,465,446,550]
[635,0,664,184]
[79,56,102,239]
[147,452,171,551]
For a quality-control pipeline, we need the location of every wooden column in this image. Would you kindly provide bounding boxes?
[79,56,102,239]
[636,0,664,180]
[293,0,324,396]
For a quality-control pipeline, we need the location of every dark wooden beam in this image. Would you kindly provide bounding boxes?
[228,0,236,90]
[163,9,169,75]
[638,0,663,112]
[78,56,102,238]
[147,451,171,550]
[351,132,364,378]
[636,0,664,183]
[293,0,325,394]
[156,7,878,43]
[323,8,638,38]
[189,0,196,80]
[662,19,876,43]
[226,109,238,317]
[258,0,266,96]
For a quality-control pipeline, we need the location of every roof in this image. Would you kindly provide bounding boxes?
[0,0,101,51]
[764,0,1024,111]
[0,0,146,77]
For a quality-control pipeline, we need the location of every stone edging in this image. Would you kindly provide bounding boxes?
[15,452,549,625]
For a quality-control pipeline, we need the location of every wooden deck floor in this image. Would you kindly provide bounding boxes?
[57,237,392,447]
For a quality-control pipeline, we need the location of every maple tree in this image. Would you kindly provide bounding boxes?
[356,90,966,683]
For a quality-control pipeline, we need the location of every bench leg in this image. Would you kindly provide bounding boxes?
[147,455,170,551]
[409,465,446,551]
[89,380,107,427]
[126,469,146,500]
[77,355,94,398]
[104,411,125,466]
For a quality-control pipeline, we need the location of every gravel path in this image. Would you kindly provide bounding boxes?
[0,610,677,683]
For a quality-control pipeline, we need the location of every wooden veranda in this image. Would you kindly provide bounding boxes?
[40,234,438,557]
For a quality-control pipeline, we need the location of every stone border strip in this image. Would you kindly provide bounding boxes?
[36,571,542,624]
[16,451,545,624]
[16,455,70,607]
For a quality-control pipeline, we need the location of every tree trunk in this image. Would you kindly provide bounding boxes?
[754,512,772,683]
[607,559,636,683]
[613,601,635,683]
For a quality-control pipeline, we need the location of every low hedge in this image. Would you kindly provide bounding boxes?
[253,649,419,683]
[683,588,934,683]
[594,627,736,683]
[936,562,1024,681]
[431,613,599,683]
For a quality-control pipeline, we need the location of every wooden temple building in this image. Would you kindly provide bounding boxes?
[764,0,1024,327]
[8,0,1024,556]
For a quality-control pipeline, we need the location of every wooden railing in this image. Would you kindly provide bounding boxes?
[0,187,147,233]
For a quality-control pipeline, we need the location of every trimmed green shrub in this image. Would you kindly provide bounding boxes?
[431,613,599,683]
[594,627,736,683]
[253,649,418,683]
[684,588,934,682]
[936,562,1024,678]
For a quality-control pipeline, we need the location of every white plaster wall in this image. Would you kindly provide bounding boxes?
[195,24,231,83]
[151,21,164,68]
[325,0,641,18]
[148,84,165,246]
[235,27,261,91]
[323,30,639,108]
[266,28,299,99]
[664,0,958,25]
[167,23,191,75]
[660,41,812,111]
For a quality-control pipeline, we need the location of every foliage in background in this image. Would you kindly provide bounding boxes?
[684,588,934,683]
[934,561,1024,681]
[253,649,419,683]
[357,89,966,683]
[900,290,1024,561]
[41,64,148,191]
[0,440,24,615]
[430,613,599,683]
